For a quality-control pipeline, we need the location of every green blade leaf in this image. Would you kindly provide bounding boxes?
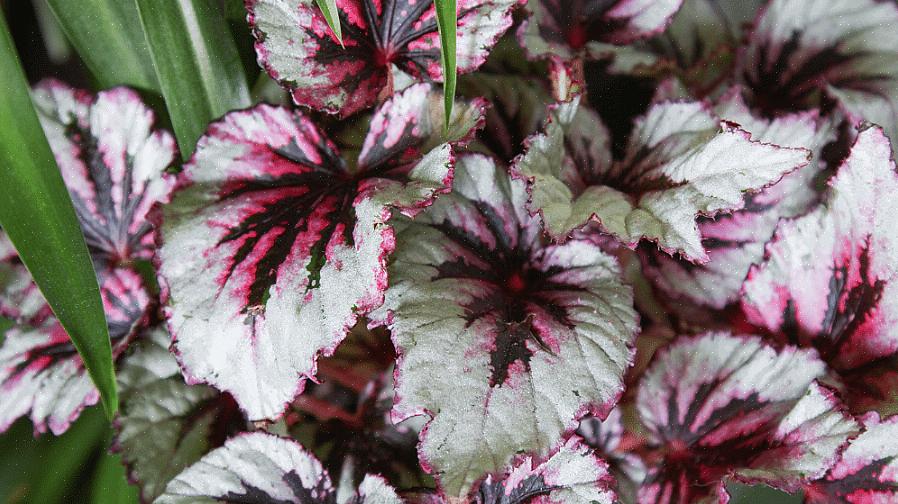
[135,0,251,159]
[45,0,159,91]
[315,0,344,47]
[0,12,118,419]
[433,0,457,130]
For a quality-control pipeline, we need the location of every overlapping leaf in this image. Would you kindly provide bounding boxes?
[512,91,810,261]
[470,437,617,504]
[247,0,520,117]
[805,413,898,502]
[155,431,402,503]
[376,154,638,496]
[158,84,485,421]
[577,408,645,503]
[0,81,174,435]
[517,0,683,61]
[114,328,243,502]
[641,89,831,308]
[0,268,150,435]
[742,126,898,415]
[738,0,898,152]
[637,332,859,503]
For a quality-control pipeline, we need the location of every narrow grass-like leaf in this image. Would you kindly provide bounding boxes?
[136,0,251,159]
[433,0,457,129]
[0,13,117,419]
[45,0,158,91]
[315,0,344,47]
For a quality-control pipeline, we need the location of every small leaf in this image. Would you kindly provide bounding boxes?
[0,12,117,419]
[135,0,251,159]
[314,0,343,47]
[433,0,457,129]
[45,0,159,91]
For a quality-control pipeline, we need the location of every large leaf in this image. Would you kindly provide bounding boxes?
[157,84,485,421]
[511,94,810,261]
[637,332,859,503]
[156,432,402,503]
[136,0,251,158]
[375,154,639,496]
[0,12,117,419]
[45,0,158,91]
[742,126,898,415]
[247,0,519,117]
[738,0,898,153]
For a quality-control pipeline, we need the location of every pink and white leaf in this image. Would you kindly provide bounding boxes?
[158,84,484,421]
[636,332,859,503]
[248,0,519,117]
[155,431,401,503]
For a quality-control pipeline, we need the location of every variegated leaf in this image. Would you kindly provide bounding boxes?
[742,126,898,414]
[115,327,242,502]
[805,412,898,502]
[577,408,646,503]
[739,0,898,153]
[155,431,401,503]
[0,268,150,435]
[641,89,831,308]
[32,80,176,265]
[518,0,683,61]
[248,0,520,117]
[376,154,638,496]
[158,84,484,421]
[512,95,810,261]
[471,437,617,504]
[637,332,859,503]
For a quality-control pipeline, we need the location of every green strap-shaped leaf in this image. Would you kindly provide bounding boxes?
[433,0,457,129]
[45,0,158,91]
[135,0,251,159]
[0,13,118,419]
[315,0,344,47]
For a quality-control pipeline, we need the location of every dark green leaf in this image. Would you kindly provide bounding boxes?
[90,449,139,503]
[135,0,251,159]
[315,0,344,47]
[0,12,117,419]
[45,0,159,91]
[433,0,457,129]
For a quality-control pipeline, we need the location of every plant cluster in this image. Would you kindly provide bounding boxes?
[2,0,898,502]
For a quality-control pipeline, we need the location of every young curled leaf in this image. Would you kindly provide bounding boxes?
[247,0,520,117]
[641,89,832,309]
[158,84,485,421]
[637,332,859,504]
[512,94,810,261]
[156,431,401,503]
[375,154,638,496]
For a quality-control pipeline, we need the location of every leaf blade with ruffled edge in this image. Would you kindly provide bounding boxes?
[157,84,485,421]
[742,126,898,414]
[375,154,638,497]
[512,95,810,261]
[247,0,520,117]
